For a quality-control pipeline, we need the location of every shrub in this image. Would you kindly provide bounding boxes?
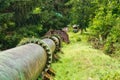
[104,17,120,55]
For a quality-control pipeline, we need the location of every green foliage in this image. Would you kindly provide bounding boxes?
[89,0,120,55]
[0,24,43,50]
[67,0,96,30]
[40,11,65,29]
[0,0,70,50]
[32,7,41,14]
[39,0,70,30]
[0,0,42,50]
[18,25,43,37]
[104,17,120,54]
[0,0,119,57]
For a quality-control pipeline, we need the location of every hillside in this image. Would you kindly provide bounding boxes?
[52,32,120,80]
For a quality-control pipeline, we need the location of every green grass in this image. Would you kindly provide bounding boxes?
[51,32,120,80]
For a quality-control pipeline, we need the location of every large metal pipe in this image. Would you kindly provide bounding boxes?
[0,36,60,80]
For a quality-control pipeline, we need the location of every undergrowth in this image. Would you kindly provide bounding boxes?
[51,32,120,80]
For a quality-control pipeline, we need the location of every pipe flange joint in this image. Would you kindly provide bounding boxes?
[50,35,61,51]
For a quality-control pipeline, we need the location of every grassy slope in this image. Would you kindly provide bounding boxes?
[52,32,120,80]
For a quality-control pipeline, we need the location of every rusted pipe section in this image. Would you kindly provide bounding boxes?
[0,35,61,80]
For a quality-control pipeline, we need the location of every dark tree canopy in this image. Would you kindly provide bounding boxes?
[0,0,120,55]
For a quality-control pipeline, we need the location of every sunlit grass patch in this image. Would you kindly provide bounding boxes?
[52,32,120,80]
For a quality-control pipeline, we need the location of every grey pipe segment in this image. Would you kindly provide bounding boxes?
[0,36,60,80]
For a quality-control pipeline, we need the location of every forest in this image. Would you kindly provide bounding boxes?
[0,0,120,80]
